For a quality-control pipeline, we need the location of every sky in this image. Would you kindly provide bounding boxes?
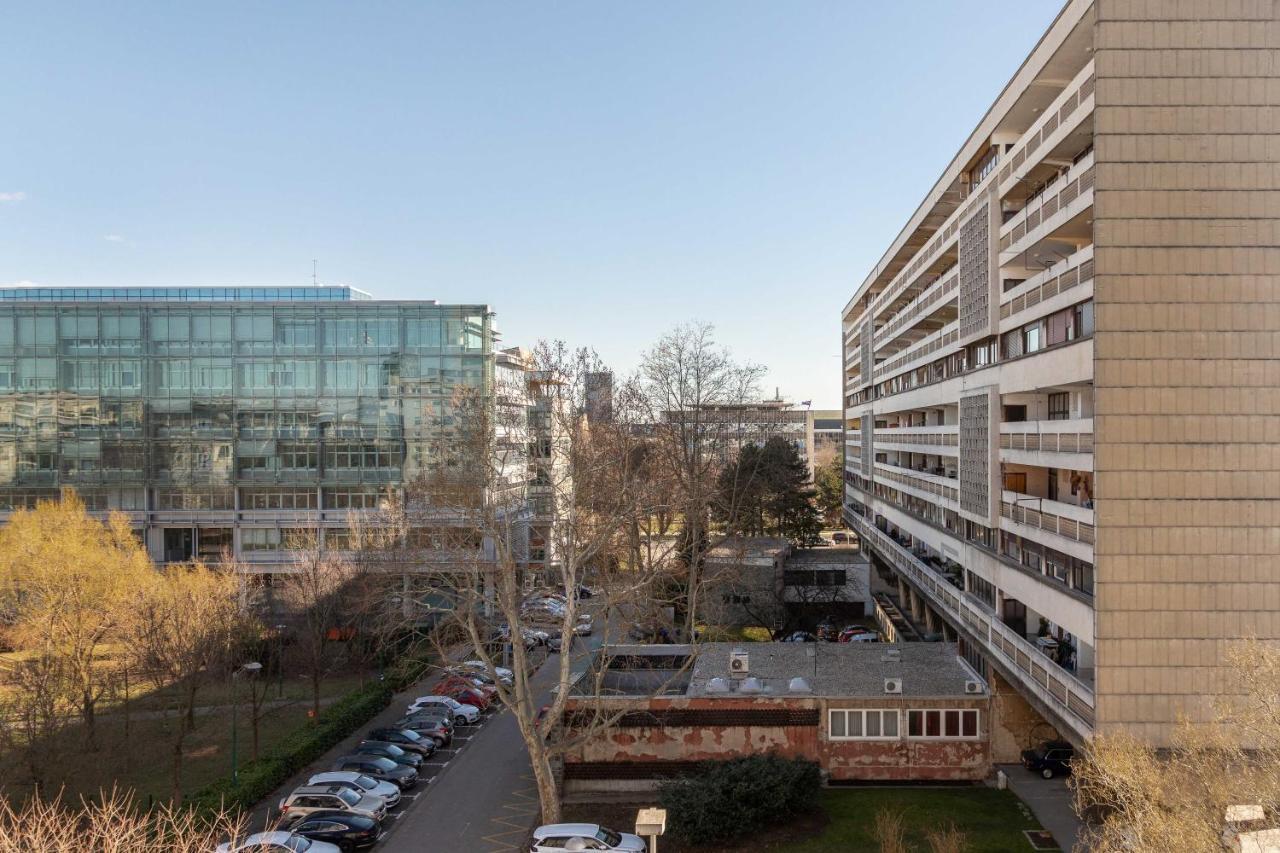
[1,1,1061,409]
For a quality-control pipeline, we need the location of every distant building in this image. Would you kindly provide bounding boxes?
[563,642,991,792]
[810,409,843,467]
[662,397,814,475]
[584,371,613,424]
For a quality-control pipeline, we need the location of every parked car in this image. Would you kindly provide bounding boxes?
[815,620,839,642]
[278,785,386,824]
[572,620,593,636]
[831,531,849,543]
[838,627,879,643]
[363,730,433,758]
[781,631,817,642]
[369,726,444,754]
[448,666,510,687]
[574,584,594,599]
[439,673,498,698]
[330,755,418,790]
[216,831,340,853]
[432,681,491,709]
[393,715,453,746]
[306,771,401,808]
[277,810,381,852]
[407,695,481,724]
[462,660,514,680]
[355,741,424,769]
[530,823,646,853]
[397,705,456,728]
[1022,740,1075,779]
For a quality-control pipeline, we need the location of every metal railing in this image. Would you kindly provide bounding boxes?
[846,511,1095,735]
[1000,152,1095,253]
[1001,500,1096,546]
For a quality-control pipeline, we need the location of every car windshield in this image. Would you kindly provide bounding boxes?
[338,788,360,806]
[595,827,622,846]
[399,729,421,741]
[355,774,377,789]
[383,744,404,755]
[284,837,312,851]
[369,757,396,771]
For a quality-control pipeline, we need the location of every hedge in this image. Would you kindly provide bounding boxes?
[188,650,434,816]
[658,754,822,844]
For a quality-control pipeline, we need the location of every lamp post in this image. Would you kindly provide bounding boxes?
[274,624,287,699]
[231,661,262,788]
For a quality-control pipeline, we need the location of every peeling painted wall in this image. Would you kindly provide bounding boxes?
[563,694,990,782]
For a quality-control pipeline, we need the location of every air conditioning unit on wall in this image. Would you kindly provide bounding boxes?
[729,649,749,677]
[965,680,985,694]
[884,677,903,694]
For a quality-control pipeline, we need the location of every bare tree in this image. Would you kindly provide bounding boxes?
[0,651,68,793]
[1072,638,1280,852]
[358,341,692,823]
[0,788,245,853]
[636,322,766,640]
[274,546,365,718]
[121,561,244,804]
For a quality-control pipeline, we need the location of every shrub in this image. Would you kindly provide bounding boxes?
[187,680,392,816]
[658,754,822,844]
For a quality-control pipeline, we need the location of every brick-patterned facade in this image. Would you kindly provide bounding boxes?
[1092,0,1280,740]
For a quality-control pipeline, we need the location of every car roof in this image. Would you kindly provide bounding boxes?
[239,831,297,846]
[534,823,604,837]
[310,771,360,782]
[294,809,372,823]
[290,784,349,796]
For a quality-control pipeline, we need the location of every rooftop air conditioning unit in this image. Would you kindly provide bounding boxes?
[964,680,984,694]
[729,649,749,678]
[884,678,903,694]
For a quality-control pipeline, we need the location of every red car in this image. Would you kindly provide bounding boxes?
[439,675,498,701]
[432,680,490,709]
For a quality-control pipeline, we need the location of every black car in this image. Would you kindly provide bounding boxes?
[331,754,418,790]
[367,727,440,755]
[355,741,423,768]
[280,809,381,852]
[1021,740,1075,779]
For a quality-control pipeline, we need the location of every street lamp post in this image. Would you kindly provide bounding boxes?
[231,661,262,788]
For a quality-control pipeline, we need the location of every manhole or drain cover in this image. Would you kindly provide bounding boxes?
[1023,829,1060,850]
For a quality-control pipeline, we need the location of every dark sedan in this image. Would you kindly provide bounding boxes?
[368,727,442,754]
[331,755,418,790]
[1021,740,1075,779]
[355,741,424,769]
[279,809,381,852]
[393,716,452,747]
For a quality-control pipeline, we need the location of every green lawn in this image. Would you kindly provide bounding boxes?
[778,788,1055,853]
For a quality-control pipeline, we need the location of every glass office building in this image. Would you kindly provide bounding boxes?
[0,290,496,567]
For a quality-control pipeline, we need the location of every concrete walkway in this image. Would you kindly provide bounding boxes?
[999,764,1083,852]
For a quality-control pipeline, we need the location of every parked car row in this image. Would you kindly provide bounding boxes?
[530,823,646,853]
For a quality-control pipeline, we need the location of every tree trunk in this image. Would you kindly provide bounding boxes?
[171,725,186,805]
[311,667,322,718]
[81,689,98,751]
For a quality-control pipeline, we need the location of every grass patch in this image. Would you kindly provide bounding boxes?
[778,787,1054,853]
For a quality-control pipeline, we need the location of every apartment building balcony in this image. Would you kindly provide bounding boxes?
[873,268,959,355]
[996,60,1095,198]
[874,424,959,456]
[999,418,1093,469]
[872,320,960,384]
[874,461,959,506]
[1000,490,1095,553]
[845,510,1094,739]
[999,149,1095,262]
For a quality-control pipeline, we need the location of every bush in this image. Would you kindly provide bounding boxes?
[658,754,822,844]
[187,680,392,816]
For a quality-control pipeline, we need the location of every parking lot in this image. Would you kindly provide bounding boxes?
[244,612,606,853]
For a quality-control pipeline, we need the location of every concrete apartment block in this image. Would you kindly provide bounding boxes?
[840,0,1277,746]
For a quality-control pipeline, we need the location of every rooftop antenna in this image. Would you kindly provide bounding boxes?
[312,259,318,287]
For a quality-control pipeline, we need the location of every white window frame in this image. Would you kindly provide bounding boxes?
[906,708,981,740]
[827,708,901,741]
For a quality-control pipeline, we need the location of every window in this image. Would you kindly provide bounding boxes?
[1023,324,1043,354]
[906,709,979,739]
[829,709,899,740]
[1047,392,1069,421]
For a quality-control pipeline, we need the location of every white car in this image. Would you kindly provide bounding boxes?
[530,823,646,852]
[216,831,340,853]
[573,621,593,636]
[307,770,401,808]
[407,695,480,724]
[463,660,514,680]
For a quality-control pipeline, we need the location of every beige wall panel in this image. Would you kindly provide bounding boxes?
[1094,0,1280,744]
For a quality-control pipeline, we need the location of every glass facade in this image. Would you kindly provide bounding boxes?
[0,299,493,564]
[0,286,374,302]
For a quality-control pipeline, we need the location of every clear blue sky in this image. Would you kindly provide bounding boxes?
[1,1,1060,408]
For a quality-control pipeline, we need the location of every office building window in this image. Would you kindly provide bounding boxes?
[907,709,979,739]
[829,709,900,740]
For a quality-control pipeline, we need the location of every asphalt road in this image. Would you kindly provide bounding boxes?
[377,621,607,852]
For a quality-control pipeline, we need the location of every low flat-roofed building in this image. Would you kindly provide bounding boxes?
[562,642,990,793]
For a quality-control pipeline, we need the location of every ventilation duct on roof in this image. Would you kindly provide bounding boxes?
[738,677,764,694]
[788,677,812,693]
[705,677,730,694]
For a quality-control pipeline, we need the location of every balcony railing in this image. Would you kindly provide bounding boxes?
[1000,245,1095,322]
[999,418,1094,455]
[1000,151,1095,253]
[874,269,959,350]
[996,60,1095,191]
[845,510,1095,736]
[1001,492,1095,546]
[873,321,960,383]
[875,424,959,450]
[875,462,959,504]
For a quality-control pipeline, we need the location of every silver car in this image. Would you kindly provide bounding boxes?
[278,784,386,824]
[306,771,401,808]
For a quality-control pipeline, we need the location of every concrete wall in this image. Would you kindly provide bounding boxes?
[1093,0,1280,744]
